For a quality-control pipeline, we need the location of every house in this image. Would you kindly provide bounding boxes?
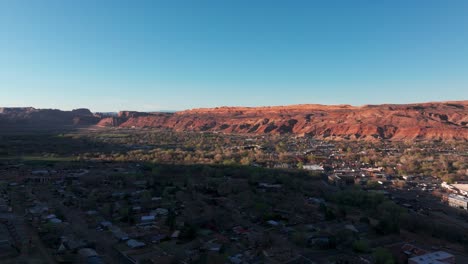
[267,220,280,227]
[229,254,243,264]
[232,226,249,235]
[133,180,147,188]
[151,197,162,202]
[99,221,113,230]
[60,237,87,252]
[203,241,222,252]
[27,204,49,216]
[302,164,324,172]
[441,182,454,191]
[49,218,63,224]
[307,197,325,204]
[78,248,99,258]
[154,208,168,216]
[141,215,156,223]
[328,174,355,187]
[126,239,146,249]
[132,206,142,213]
[307,235,334,249]
[31,170,50,176]
[171,230,180,239]
[115,243,173,264]
[374,173,386,179]
[43,214,57,220]
[390,243,430,264]
[451,184,468,196]
[283,255,316,264]
[86,210,98,217]
[447,194,468,210]
[362,167,384,173]
[110,226,129,241]
[408,251,455,264]
[258,183,282,189]
[274,163,291,169]
[151,234,167,244]
[344,224,359,233]
[402,175,414,181]
[78,248,104,264]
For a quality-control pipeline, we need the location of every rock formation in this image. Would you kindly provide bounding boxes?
[1,101,467,141]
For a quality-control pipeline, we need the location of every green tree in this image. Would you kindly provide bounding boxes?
[352,240,370,253]
[165,210,176,230]
[375,201,403,235]
[297,162,304,169]
[373,248,395,264]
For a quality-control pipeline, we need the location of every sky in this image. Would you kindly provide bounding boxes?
[1,0,468,112]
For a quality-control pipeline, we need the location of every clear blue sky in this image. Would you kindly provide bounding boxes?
[1,0,467,112]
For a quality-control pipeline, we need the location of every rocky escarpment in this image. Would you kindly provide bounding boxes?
[96,101,468,141]
[1,101,467,141]
[0,107,100,131]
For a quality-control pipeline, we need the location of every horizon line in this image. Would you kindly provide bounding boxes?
[1,99,467,113]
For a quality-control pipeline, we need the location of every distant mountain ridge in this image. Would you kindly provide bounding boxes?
[1,101,467,141]
[0,107,99,131]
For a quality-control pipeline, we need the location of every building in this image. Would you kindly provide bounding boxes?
[441,182,455,191]
[451,184,468,196]
[115,243,173,264]
[447,194,468,210]
[274,163,291,169]
[408,251,455,264]
[328,174,355,187]
[402,175,415,181]
[442,182,468,196]
[302,164,324,172]
[78,248,104,264]
[126,239,146,249]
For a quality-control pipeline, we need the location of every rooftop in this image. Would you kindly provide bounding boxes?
[408,251,454,264]
[452,184,468,192]
[448,194,468,203]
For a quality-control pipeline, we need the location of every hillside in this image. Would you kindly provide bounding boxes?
[0,107,99,132]
[1,101,467,141]
[98,101,468,141]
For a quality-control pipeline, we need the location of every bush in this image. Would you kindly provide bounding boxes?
[352,239,370,253]
[373,248,395,264]
[292,232,307,247]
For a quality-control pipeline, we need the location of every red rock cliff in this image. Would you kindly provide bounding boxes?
[97,101,468,141]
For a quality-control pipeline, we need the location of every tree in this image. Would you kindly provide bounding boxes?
[119,206,130,223]
[297,162,304,169]
[367,180,380,189]
[375,201,403,235]
[352,240,370,253]
[240,156,251,166]
[181,224,198,241]
[292,232,307,247]
[373,248,395,264]
[166,210,176,230]
[222,159,236,166]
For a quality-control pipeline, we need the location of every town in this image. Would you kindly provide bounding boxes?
[0,129,466,263]
[3,0,468,263]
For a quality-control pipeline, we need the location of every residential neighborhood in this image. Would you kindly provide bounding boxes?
[0,131,466,263]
